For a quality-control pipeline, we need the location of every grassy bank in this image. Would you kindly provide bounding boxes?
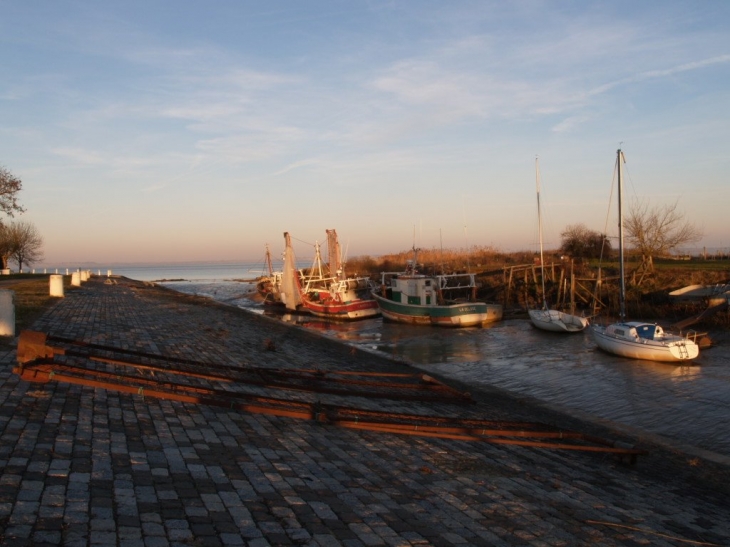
[2,255,729,342]
[0,274,73,346]
[349,251,729,328]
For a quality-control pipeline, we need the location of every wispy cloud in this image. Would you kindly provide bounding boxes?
[552,115,591,134]
[272,158,323,177]
[51,147,106,166]
[587,55,730,97]
[140,183,167,194]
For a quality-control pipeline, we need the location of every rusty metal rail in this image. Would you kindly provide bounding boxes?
[16,331,471,403]
[14,331,648,460]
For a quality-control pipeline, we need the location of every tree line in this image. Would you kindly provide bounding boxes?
[0,165,42,272]
[559,200,702,267]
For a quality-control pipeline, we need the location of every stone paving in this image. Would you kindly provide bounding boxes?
[0,276,729,546]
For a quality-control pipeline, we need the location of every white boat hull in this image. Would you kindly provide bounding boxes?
[591,323,699,362]
[529,309,588,333]
[590,150,701,363]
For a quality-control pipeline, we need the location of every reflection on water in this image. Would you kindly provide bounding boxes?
[424,320,728,459]
[164,281,730,459]
[374,324,487,364]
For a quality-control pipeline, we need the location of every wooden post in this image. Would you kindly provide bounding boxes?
[593,267,602,315]
[570,261,576,314]
[0,290,14,336]
[505,267,513,308]
[557,267,566,307]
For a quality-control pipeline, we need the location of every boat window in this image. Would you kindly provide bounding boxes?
[425,280,431,287]
[615,329,625,336]
[636,325,657,340]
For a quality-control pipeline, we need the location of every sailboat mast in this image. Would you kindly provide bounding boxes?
[536,157,547,309]
[326,229,342,280]
[617,149,626,322]
[265,244,273,276]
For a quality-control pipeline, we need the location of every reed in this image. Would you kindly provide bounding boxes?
[349,248,729,328]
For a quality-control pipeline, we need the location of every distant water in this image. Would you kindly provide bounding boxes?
[41,261,280,282]
[112,266,729,463]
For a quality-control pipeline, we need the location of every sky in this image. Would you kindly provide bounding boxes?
[1,1,728,266]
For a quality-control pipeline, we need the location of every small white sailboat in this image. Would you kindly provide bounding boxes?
[528,158,589,333]
[591,149,700,362]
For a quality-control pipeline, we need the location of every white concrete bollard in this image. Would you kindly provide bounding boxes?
[0,290,15,337]
[1,269,9,275]
[50,274,64,297]
[107,269,113,277]
[71,272,81,286]
[80,270,89,282]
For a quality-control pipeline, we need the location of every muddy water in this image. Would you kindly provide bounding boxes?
[166,281,730,461]
[372,320,729,455]
[340,318,729,460]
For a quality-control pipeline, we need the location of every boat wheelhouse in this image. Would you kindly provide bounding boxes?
[372,250,502,327]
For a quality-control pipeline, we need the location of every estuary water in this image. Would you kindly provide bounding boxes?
[156,276,730,463]
[42,261,275,282]
[75,258,724,463]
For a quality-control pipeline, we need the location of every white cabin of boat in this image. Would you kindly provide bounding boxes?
[606,321,671,342]
[386,273,437,306]
[382,267,480,306]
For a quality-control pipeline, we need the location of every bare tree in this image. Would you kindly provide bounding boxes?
[624,200,702,266]
[0,165,25,217]
[7,221,44,272]
[560,223,611,259]
[0,223,12,270]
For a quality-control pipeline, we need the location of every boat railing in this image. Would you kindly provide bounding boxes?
[377,271,477,291]
[331,277,375,292]
[437,273,477,290]
[300,272,337,292]
[379,271,415,284]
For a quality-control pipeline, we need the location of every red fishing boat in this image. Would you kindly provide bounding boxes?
[280,230,380,321]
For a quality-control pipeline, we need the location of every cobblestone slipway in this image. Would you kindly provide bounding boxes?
[0,276,728,546]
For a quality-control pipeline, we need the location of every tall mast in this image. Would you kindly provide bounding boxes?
[536,157,547,309]
[281,232,302,311]
[264,244,273,276]
[326,229,342,280]
[617,149,626,322]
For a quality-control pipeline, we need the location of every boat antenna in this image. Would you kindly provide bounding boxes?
[265,243,273,277]
[439,228,445,274]
[535,156,547,309]
[410,225,418,274]
[617,148,626,322]
[462,196,471,272]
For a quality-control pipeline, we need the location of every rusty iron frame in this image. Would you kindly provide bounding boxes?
[14,330,648,460]
[16,331,472,404]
